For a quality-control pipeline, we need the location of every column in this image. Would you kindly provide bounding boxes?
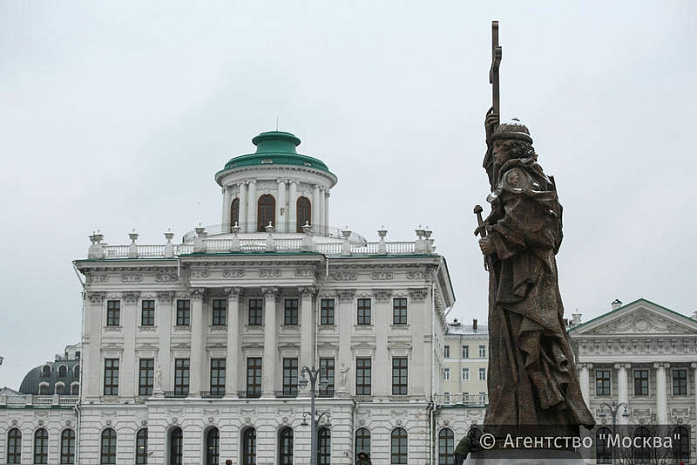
[277,180,287,233]
[324,190,330,235]
[615,363,630,425]
[578,362,592,406]
[156,291,174,394]
[239,183,248,232]
[189,288,206,398]
[288,181,297,232]
[247,180,257,233]
[692,363,697,425]
[224,287,242,398]
[317,187,325,233]
[336,290,355,398]
[654,362,669,424]
[83,292,105,399]
[222,186,232,229]
[120,291,140,399]
[299,287,316,374]
[312,184,321,228]
[262,287,278,398]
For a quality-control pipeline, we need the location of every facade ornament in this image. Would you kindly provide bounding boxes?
[88,231,106,259]
[191,270,210,279]
[377,227,388,254]
[193,226,207,253]
[128,231,139,258]
[156,291,175,303]
[187,287,207,301]
[371,272,393,280]
[341,228,352,256]
[299,286,317,298]
[265,224,276,251]
[122,292,140,304]
[121,273,143,283]
[332,272,357,281]
[87,292,106,304]
[222,268,245,278]
[164,231,175,258]
[262,287,279,299]
[408,288,429,301]
[337,290,356,302]
[373,289,392,302]
[224,287,243,300]
[407,271,428,280]
[155,272,178,282]
[259,268,281,278]
[302,223,315,251]
[230,223,241,251]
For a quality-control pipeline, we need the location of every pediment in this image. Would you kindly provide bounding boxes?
[570,299,697,337]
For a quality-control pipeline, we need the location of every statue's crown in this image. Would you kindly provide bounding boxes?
[492,118,533,144]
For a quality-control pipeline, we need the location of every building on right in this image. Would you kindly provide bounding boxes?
[569,298,697,464]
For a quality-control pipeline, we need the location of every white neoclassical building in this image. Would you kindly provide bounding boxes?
[0,131,457,465]
[569,298,697,464]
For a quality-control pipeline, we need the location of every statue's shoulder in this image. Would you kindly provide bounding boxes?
[500,166,534,190]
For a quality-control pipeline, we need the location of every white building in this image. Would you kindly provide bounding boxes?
[0,130,457,465]
[569,298,697,464]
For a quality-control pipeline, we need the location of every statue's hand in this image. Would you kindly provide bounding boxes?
[485,107,498,142]
[479,236,495,255]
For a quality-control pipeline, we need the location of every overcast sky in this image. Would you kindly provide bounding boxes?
[2,1,696,390]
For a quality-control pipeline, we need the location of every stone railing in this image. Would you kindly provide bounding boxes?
[87,227,437,259]
[434,393,488,407]
[0,395,80,408]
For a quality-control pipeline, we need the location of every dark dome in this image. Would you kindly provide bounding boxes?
[19,360,80,395]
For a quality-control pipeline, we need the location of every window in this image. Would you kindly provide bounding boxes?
[246,357,262,398]
[176,300,190,326]
[71,383,79,395]
[135,429,148,465]
[257,194,275,231]
[139,358,154,396]
[673,426,690,464]
[634,369,649,396]
[231,198,240,228]
[596,369,611,396]
[56,383,65,395]
[106,300,120,327]
[673,368,688,395]
[392,357,408,395]
[104,358,119,395]
[170,427,183,465]
[242,428,256,465]
[206,428,219,465]
[393,298,408,325]
[462,368,469,381]
[318,427,331,465]
[479,367,486,381]
[74,365,80,380]
[391,428,408,464]
[282,358,298,397]
[462,345,469,358]
[443,368,450,380]
[438,428,454,465]
[174,358,190,396]
[478,345,486,358]
[100,428,117,465]
[39,383,49,395]
[357,298,371,325]
[34,428,48,464]
[296,196,312,232]
[319,358,335,397]
[212,299,227,326]
[356,357,372,395]
[210,359,226,397]
[320,299,335,325]
[284,299,299,326]
[355,428,371,457]
[7,428,21,464]
[248,299,262,326]
[60,429,76,464]
[58,365,67,377]
[279,427,294,465]
[141,300,155,326]
[633,426,651,464]
[41,365,51,378]
[595,427,612,464]
[443,345,450,358]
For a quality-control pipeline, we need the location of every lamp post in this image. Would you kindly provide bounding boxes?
[599,401,629,465]
[298,366,331,465]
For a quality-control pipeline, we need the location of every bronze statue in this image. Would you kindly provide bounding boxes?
[473,21,595,438]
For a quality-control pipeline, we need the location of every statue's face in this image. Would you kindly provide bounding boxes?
[492,139,509,166]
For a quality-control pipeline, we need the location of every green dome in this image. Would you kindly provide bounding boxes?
[220,131,333,174]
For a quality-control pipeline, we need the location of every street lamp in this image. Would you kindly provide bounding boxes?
[298,366,331,465]
[599,401,630,465]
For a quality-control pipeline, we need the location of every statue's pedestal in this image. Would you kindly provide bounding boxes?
[465,449,585,465]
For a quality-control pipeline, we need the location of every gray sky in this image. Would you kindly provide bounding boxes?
[2,1,696,390]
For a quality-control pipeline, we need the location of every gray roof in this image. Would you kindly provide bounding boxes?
[446,323,489,336]
[19,360,80,395]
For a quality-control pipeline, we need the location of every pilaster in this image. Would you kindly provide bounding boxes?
[654,362,669,424]
[578,363,592,406]
[247,180,257,232]
[225,287,242,398]
[239,182,248,232]
[262,287,279,398]
[288,181,297,232]
[120,291,140,399]
[277,180,287,233]
[615,363,631,425]
[188,287,206,398]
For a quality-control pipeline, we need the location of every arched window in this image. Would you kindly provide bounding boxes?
[231,198,240,230]
[7,428,22,464]
[136,429,148,465]
[58,365,67,377]
[242,428,256,465]
[170,427,183,465]
[391,427,408,464]
[206,428,219,465]
[279,427,293,465]
[71,383,80,395]
[673,426,690,464]
[101,428,117,465]
[595,427,612,464]
[257,195,275,231]
[633,426,651,464]
[61,429,76,464]
[55,383,65,395]
[74,365,80,380]
[296,196,311,232]
[355,427,370,458]
[41,365,51,378]
[39,383,49,395]
[318,427,331,465]
[438,428,454,465]
[34,428,49,464]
